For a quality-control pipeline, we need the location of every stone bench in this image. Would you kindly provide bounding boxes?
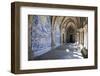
[81,47,88,58]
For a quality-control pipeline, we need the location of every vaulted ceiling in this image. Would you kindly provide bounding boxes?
[52,16,87,31]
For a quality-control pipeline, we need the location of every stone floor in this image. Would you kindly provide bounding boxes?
[33,43,83,60]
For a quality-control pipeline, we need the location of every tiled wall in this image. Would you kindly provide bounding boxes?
[31,15,52,57]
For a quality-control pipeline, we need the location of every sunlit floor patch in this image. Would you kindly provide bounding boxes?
[66,49,70,52]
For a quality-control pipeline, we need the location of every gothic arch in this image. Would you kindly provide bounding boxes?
[61,21,77,43]
[66,23,76,43]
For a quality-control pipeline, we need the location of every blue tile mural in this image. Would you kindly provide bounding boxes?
[31,16,52,57]
[55,25,61,47]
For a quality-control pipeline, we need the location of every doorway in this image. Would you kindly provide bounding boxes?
[69,34,75,43]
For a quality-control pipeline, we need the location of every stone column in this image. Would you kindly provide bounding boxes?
[83,25,88,49]
[79,32,81,44]
[51,27,56,48]
[76,32,79,44]
[28,15,33,48]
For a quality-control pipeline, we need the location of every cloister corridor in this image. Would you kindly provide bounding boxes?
[28,15,88,60]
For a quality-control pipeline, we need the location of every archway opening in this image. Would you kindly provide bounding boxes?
[66,25,76,43]
[69,34,75,43]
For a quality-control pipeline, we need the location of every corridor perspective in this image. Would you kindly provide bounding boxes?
[28,15,88,60]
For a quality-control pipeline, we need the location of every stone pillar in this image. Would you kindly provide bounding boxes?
[51,29,56,48]
[28,15,33,48]
[80,31,83,45]
[79,32,81,44]
[83,25,88,49]
[82,31,84,45]
[76,32,79,44]
[79,28,84,45]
